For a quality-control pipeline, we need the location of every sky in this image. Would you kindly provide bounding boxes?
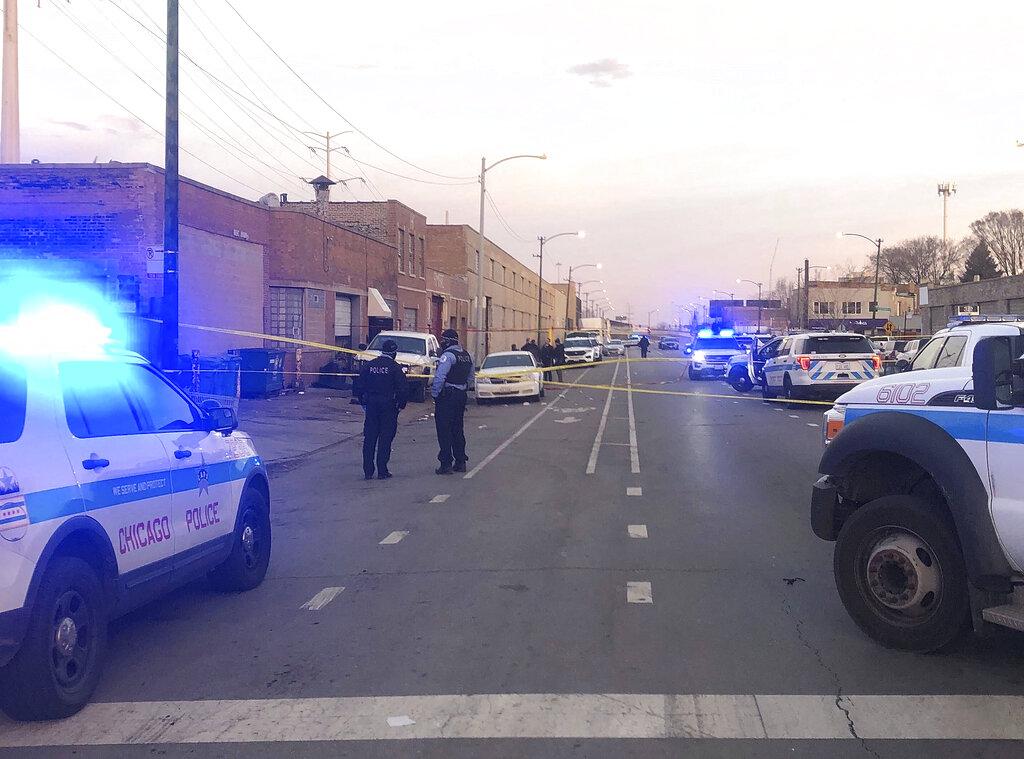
[9,0,1024,323]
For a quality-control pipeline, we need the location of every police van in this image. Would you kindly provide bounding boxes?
[811,323,1024,652]
[0,303,271,720]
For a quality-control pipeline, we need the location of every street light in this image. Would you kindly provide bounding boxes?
[647,308,659,331]
[564,262,602,333]
[475,152,547,358]
[736,278,764,334]
[839,232,883,324]
[535,230,584,343]
[712,289,736,301]
[578,282,605,319]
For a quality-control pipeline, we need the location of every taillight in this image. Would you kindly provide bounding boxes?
[872,354,882,371]
[797,355,811,371]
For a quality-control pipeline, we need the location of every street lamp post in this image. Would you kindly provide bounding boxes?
[535,230,584,343]
[564,262,601,334]
[647,308,659,331]
[841,233,883,326]
[713,289,736,301]
[475,153,546,359]
[737,278,764,334]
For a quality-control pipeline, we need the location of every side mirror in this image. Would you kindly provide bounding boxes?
[204,404,239,434]
[973,336,1024,410]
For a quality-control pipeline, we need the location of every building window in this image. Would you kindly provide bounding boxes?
[490,259,497,280]
[408,235,416,275]
[502,265,508,286]
[841,301,862,315]
[269,287,303,344]
[398,229,405,272]
[419,237,426,277]
[813,301,836,315]
[403,307,418,330]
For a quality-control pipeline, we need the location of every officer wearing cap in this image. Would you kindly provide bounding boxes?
[358,339,407,480]
[431,328,475,474]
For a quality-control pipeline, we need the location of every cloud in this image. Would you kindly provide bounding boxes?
[567,58,632,87]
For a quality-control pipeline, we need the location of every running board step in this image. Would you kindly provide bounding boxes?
[981,604,1024,632]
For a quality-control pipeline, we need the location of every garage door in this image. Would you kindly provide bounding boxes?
[335,294,353,347]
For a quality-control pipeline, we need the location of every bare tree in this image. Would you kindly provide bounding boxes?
[870,236,963,285]
[969,210,1024,276]
[768,276,792,309]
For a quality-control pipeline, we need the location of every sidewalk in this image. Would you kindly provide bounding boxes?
[236,387,435,470]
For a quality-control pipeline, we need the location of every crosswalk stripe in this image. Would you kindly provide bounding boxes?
[300,587,344,611]
[379,531,409,545]
[4,694,1024,744]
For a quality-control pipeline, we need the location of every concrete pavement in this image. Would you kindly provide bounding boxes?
[3,352,1024,756]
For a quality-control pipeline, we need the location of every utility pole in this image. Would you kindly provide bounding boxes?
[1,0,19,163]
[535,236,546,344]
[803,259,810,330]
[303,130,354,180]
[161,0,180,369]
[476,157,487,359]
[937,182,956,243]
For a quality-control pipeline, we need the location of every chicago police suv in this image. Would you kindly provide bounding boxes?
[762,332,880,402]
[812,317,1024,652]
[0,314,271,720]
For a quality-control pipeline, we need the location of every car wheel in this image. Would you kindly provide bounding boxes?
[687,365,698,381]
[729,370,752,392]
[783,375,801,409]
[833,495,969,652]
[0,556,108,721]
[209,488,272,592]
[761,376,776,400]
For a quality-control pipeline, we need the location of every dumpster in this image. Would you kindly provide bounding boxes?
[233,348,285,398]
[172,353,241,412]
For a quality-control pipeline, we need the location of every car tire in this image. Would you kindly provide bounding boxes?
[729,370,752,392]
[209,488,272,593]
[0,556,108,721]
[761,377,776,400]
[783,375,801,409]
[833,495,969,652]
[687,365,698,381]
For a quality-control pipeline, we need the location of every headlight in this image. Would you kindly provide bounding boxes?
[692,350,706,362]
[477,377,491,384]
[400,365,410,374]
[824,404,846,444]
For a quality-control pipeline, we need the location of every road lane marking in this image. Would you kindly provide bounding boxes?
[300,587,345,611]
[628,524,648,539]
[430,494,450,503]
[387,716,416,728]
[625,356,640,474]
[605,441,631,446]
[586,360,622,474]
[7,694,1024,743]
[807,423,819,427]
[627,581,653,603]
[465,368,592,480]
[788,414,799,418]
[379,531,409,545]
[627,486,642,496]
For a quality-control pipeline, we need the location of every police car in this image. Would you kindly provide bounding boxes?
[761,332,880,402]
[896,316,1024,374]
[359,330,440,402]
[686,329,744,380]
[0,300,271,721]
[812,325,1024,652]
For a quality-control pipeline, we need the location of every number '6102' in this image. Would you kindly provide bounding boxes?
[875,382,930,405]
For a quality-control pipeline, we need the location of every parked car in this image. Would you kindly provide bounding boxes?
[563,336,603,364]
[358,330,440,402]
[476,351,544,403]
[625,334,643,347]
[726,336,781,392]
[603,339,626,356]
[893,338,925,372]
[658,337,680,350]
[687,333,745,380]
[762,332,880,403]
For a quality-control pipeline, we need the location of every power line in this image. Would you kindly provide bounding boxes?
[221,0,476,182]
[485,190,532,243]
[17,22,262,195]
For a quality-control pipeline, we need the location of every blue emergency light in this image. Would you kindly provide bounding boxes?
[697,328,713,338]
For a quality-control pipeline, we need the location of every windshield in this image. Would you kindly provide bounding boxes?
[0,362,27,444]
[693,337,740,350]
[565,339,591,348]
[482,354,534,369]
[367,334,427,355]
[797,335,874,354]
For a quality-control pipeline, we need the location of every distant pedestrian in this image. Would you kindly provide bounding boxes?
[540,340,554,367]
[639,334,651,358]
[357,339,407,480]
[511,344,518,351]
[553,338,565,382]
[528,339,542,362]
[432,329,475,474]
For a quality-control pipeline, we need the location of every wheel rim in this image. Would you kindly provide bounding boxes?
[50,589,93,690]
[858,527,943,624]
[240,511,261,570]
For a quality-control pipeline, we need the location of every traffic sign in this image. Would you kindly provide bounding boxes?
[884,321,894,335]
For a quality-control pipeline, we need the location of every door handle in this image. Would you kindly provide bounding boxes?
[82,457,110,470]
[174,449,193,459]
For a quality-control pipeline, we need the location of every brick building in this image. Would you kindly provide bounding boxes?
[280,196,469,338]
[425,224,569,355]
[920,274,1024,334]
[0,164,398,366]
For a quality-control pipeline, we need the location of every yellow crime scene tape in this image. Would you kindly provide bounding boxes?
[173,322,839,408]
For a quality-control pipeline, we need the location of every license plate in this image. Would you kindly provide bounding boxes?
[836,373,849,379]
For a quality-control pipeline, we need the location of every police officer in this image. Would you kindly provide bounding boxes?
[431,328,475,474]
[358,339,408,480]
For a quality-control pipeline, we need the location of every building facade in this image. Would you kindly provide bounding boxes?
[793,280,918,333]
[920,274,1024,334]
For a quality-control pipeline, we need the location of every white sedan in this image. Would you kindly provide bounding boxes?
[476,351,545,404]
[603,339,626,356]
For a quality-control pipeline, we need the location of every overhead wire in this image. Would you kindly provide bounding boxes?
[221,0,476,182]
[485,190,533,244]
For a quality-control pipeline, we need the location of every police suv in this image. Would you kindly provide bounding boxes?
[762,332,880,402]
[0,334,271,720]
[812,317,1024,652]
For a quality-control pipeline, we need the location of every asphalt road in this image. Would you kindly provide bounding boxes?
[3,350,1024,757]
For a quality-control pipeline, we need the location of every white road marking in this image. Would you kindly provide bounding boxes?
[807,423,819,427]
[628,524,648,539]
[553,416,580,424]
[387,716,416,728]
[605,441,631,446]
[788,414,799,419]
[627,581,653,603]
[625,357,640,474]
[586,360,622,474]
[379,531,409,545]
[6,694,1024,744]
[774,408,783,412]
[300,587,345,611]
[430,494,450,503]
[465,368,592,479]
[627,486,642,496]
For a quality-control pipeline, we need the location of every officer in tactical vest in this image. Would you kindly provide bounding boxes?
[358,339,408,480]
[431,328,476,474]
